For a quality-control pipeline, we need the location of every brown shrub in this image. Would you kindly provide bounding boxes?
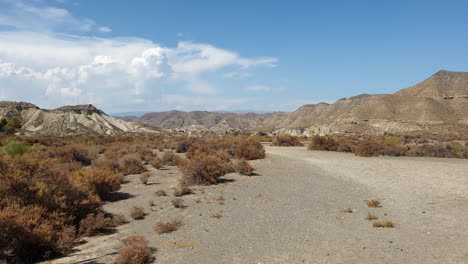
[154,220,183,234]
[234,158,255,176]
[114,235,154,264]
[364,200,381,208]
[111,214,128,226]
[175,138,195,153]
[155,190,167,197]
[162,150,179,166]
[230,138,265,160]
[272,134,304,146]
[149,157,164,169]
[78,212,113,237]
[130,207,145,220]
[308,136,338,151]
[119,154,146,175]
[171,198,185,208]
[355,141,379,157]
[48,145,98,166]
[71,167,121,200]
[140,172,150,185]
[178,153,234,186]
[173,187,193,197]
[372,220,395,228]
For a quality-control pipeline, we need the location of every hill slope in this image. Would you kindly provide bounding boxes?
[0,102,154,136]
[124,70,468,136]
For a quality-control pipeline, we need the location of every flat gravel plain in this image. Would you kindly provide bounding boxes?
[47,146,468,264]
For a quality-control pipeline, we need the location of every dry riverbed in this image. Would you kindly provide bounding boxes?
[46,145,468,264]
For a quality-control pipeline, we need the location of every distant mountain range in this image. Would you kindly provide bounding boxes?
[1,70,467,136]
[119,70,468,136]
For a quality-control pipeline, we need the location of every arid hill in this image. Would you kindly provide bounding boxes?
[0,102,154,136]
[122,70,468,136]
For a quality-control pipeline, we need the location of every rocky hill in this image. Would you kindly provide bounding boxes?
[0,102,154,136]
[122,70,468,136]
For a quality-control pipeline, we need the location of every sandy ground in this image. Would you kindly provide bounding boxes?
[46,146,468,264]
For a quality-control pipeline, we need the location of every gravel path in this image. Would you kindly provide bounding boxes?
[47,146,468,264]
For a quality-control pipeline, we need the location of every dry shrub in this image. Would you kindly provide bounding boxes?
[364,200,381,208]
[230,138,265,160]
[112,214,128,226]
[119,154,146,175]
[175,138,195,153]
[140,172,150,185]
[272,134,303,146]
[149,157,164,169]
[342,208,353,213]
[154,220,183,234]
[215,195,225,205]
[47,145,98,166]
[171,198,185,208]
[162,150,179,166]
[234,158,254,176]
[0,203,76,263]
[114,235,154,264]
[71,167,121,200]
[155,190,167,197]
[372,220,395,228]
[78,212,113,237]
[178,153,234,186]
[308,136,338,151]
[130,207,145,220]
[365,212,378,220]
[355,141,379,157]
[173,187,193,197]
[92,157,122,173]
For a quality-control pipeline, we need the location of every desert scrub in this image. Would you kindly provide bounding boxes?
[2,140,30,157]
[234,158,255,175]
[178,152,234,186]
[272,134,304,146]
[119,154,146,175]
[154,220,183,234]
[130,207,145,220]
[114,235,154,264]
[71,167,122,200]
[173,187,193,197]
[372,220,395,228]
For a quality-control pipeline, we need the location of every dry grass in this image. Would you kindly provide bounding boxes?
[173,187,193,197]
[364,200,382,208]
[154,220,183,234]
[365,212,378,220]
[155,189,167,197]
[149,157,164,169]
[342,208,353,213]
[130,207,145,220]
[114,235,154,264]
[372,220,395,228]
[172,198,185,208]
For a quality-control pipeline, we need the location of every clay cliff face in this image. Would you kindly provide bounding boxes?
[0,102,154,136]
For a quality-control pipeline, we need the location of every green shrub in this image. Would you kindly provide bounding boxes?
[2,140,30,157]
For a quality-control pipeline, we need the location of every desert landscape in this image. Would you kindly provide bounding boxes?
[1,1,468,263]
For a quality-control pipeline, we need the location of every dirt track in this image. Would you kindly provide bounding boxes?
[48,146,468,264]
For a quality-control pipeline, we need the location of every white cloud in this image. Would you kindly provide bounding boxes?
[246,85,285,92]
[98,26,112,33]
[0,1,278,112]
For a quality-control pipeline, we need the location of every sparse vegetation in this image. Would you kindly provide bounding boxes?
[172,198,185,208]
[154,220,183,234]
[365,213,378,220]
[364,200,381,208]
[114,235,154,264]
[174,187,193,197]
[140,172,150,185]
[130,207,145,220]
[342,208,353,213]
[234,158,255,175]
[155,189,167,196]
[372,220,395,228]
[272,134,303,146]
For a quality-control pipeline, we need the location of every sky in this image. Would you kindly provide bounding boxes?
[1,0,468,113]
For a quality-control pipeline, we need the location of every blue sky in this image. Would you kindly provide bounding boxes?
[1,0,468,113]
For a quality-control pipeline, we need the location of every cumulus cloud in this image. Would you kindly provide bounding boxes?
[0,0,278,112]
